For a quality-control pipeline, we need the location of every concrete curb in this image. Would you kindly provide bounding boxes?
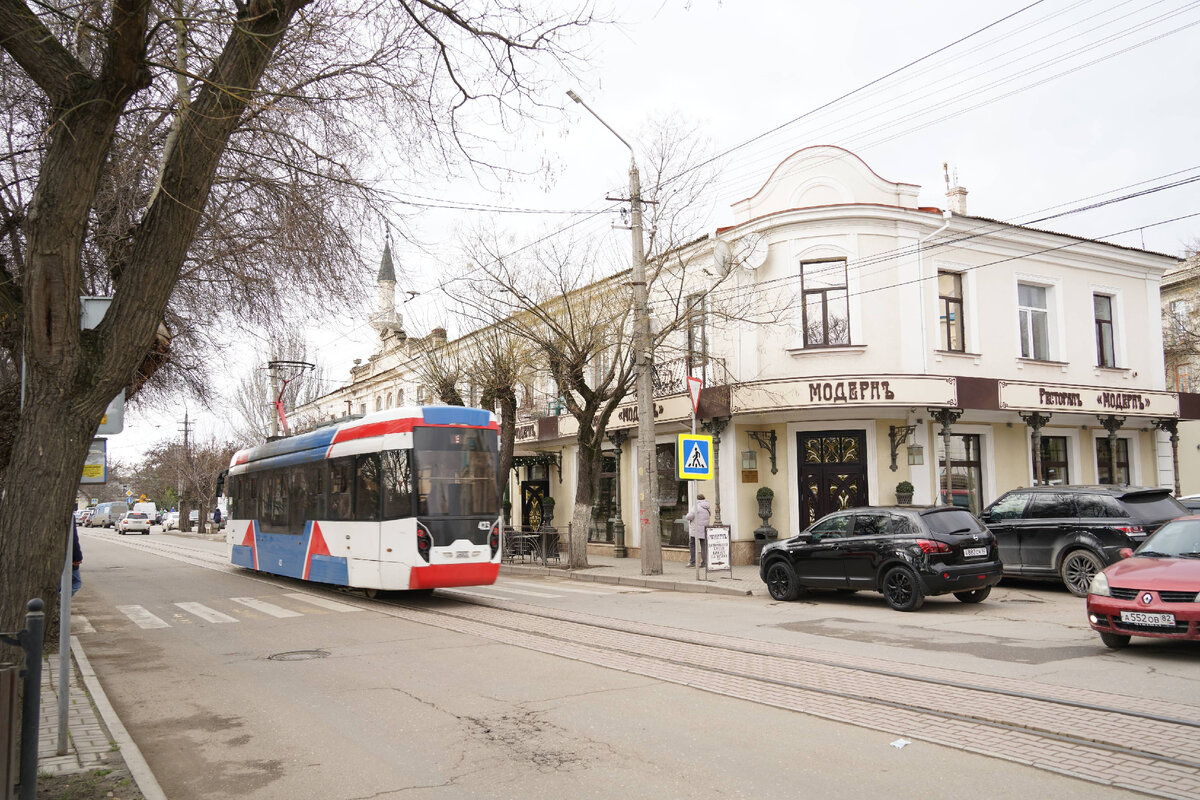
[70,637,167,800]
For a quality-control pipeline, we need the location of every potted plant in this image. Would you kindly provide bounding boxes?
[753,486,777,563]
[895,480,914,505]
[540,495,556,527]
[501,499,512,526]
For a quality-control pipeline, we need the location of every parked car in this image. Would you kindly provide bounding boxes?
[162,511,179,531]
[1086,517,1200,649]
[79,509,94,526]
[1176,494,1200,513]
[117,511,151,535]
[979,486,1188,597]
[759,505,1002,611]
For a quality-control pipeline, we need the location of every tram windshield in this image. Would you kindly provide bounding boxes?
[414,427,499,517]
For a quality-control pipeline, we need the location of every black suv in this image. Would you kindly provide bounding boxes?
[978,485,1188,596]
[759,506,1002,611]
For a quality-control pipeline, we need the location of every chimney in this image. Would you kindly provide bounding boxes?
[943,162,968,216]
[430,327,447,344]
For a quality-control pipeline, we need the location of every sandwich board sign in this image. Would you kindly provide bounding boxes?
[677,434,713,480]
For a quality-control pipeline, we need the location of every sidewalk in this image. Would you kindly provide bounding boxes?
[501,550,767,597]
[32,638,166,799]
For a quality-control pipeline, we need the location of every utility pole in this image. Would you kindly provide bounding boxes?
[179,410,191,531]
[567,90,661,574]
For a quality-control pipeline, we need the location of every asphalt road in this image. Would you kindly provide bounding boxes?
[72,528,1198,799]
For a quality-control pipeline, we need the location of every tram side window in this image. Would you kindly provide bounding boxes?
[262,470,290,534]
[246,475,258,520]
[304,462,327,522]
[354,453,381,522]
[382,450,413,520]
[228,476,240,518]
[289,466,308,532]
[329,457,354,521]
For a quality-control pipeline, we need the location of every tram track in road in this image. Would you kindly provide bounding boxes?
[379,592,1200,800]
[94,533,1200,797]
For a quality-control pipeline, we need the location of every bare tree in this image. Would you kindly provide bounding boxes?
[0,0,598,635]
[461,324,535,497]
[232,335,329,445]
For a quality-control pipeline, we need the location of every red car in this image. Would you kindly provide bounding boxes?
[1086,517,1200,649]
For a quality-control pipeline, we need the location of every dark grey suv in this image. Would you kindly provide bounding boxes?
[978,486,1187,596]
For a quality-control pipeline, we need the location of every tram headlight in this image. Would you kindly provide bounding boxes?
[416,529,431,562]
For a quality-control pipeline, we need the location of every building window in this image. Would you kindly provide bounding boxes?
[1096,438,1129,485]
[938,271,965,352]
[386,392,394,409]
[397,388,404,406]
[802,260,850,347]
[358,403,366,415]
[375,396,382,411]
[1018,283,1050,360]
[1036,435,1069,485]
[1173,364,1192,392]
[1094,294,1115,368]
[937,433,982,514]
[687,292,708,371]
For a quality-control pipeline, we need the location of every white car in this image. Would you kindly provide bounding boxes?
[117,512,151,535]
[162,511,179,531]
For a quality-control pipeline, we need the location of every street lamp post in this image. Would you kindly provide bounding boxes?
[567,90,661,574]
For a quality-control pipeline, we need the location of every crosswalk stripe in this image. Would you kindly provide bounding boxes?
[72,615,96,634]
[116,605,170,629]
[231,597,303,618]
[283,593,360,613]
[174,602,239,623]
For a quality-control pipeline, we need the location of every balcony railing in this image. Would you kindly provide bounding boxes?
[651,356,729,398]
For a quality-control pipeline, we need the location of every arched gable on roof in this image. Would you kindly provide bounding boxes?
[730,145,921,225]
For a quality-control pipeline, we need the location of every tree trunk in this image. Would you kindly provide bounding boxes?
[568,431,602,569]
[0,381,105,639]
[496,390,517,499]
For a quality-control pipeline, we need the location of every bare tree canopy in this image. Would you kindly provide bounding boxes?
[0,0,598,635]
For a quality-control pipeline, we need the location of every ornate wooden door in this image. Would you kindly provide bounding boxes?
[797,431,869,528]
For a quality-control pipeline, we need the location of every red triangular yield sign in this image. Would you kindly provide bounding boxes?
[687,376,703,415]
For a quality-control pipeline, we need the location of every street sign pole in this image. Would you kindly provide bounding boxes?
[687,377,702,578]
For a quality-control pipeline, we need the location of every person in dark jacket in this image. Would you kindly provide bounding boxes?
[71,521,83,596]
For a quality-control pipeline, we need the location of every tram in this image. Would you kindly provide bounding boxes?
[224,405,501,593]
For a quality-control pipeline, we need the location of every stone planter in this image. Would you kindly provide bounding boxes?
[753,496,778,564]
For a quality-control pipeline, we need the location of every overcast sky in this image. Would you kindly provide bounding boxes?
[107,0,1200,465]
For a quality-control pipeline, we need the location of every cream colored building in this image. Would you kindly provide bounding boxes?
[299,146,1191,566]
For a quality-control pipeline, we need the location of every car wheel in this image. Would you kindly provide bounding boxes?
[954,586,991,604]
[1099,631,1131,650]
[881,565,925,611]
[764,560,801,601]
[1060,549,1104,597]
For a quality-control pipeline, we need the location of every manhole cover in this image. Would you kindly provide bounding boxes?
[267,649,330,661]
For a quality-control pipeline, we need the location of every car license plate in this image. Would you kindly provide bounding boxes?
[962,546,988,558]
[1120,611,1175,627]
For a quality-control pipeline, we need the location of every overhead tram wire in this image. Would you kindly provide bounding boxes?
[709,3,1200,202]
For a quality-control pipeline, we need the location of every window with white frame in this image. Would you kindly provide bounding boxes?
[1094,294,1116,368]
[1173,363,1192,392]
[386,392,394,409]
[938,271,965,352]
[802,259,850,347]
[375,396,382,411]
[1017,283,1051,360]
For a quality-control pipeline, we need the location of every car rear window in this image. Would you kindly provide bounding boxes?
[921,509,986,535]
[128,513,147,520]
[1120,492,1189,522]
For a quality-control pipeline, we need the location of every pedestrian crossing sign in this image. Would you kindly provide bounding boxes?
[677,434,714,480]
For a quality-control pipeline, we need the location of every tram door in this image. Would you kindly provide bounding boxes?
[797,431,869,529]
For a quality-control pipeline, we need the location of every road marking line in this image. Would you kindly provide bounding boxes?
[283,593,360,613]
[230,597,303,618]
[504,580,651,595]
[441,588,532,601]
[72,615,96,634]
[475,585,562,598]
[174,602,239,623]
[116,605,170,629]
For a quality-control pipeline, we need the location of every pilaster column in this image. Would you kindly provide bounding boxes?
[606,430,629,558]
[1019,411,1053,485]
[928,407,963,504]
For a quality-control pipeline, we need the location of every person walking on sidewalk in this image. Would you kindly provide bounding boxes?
[71,520,83,596]
[686,494,711,568]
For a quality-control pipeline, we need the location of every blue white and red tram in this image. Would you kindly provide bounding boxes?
[224,405,502,593]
